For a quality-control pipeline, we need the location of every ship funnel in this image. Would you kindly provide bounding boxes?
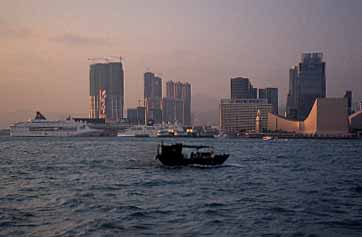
[35,111,47,120]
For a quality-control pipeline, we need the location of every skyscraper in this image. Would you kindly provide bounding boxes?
[144,72,162,124]
[144,72,162,98]
[231,77,257,99]
[162,80,192,125]
[89,62,124,121]
[286,53,326,120]
[162,97,176,123]
[259,88,278,115]
[175,81,184,99]
[162,97,185,124]
[182,83,192,125]
[166,81,175,98]
[259,89,266,100]
[286,65,299,119]
[344,90,352,115]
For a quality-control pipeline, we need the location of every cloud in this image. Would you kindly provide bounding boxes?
[0,19,33,39]
[50,33,112,46]
[0,19,112,47]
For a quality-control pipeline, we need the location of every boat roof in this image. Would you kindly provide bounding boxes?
[162,143,212,149]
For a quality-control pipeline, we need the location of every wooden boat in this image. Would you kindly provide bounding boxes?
[155,143,229,166]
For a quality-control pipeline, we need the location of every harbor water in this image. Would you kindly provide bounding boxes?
[1,137,362,236]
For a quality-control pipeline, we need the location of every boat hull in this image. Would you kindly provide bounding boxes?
[156,154,229,166]
[155,143,229,166]
[10,130,101,137]
[9,111,102,137]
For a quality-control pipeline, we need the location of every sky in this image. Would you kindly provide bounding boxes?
[1,0,362,127]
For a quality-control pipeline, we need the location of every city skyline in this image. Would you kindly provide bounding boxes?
[1,0,362,128]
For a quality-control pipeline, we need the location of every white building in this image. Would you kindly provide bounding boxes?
[220,99,272,134]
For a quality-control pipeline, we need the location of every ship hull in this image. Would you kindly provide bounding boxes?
[156,154,229,166]
[10,130,101,137]
[10,113,101,137]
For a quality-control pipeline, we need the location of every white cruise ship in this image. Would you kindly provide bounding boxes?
[10,112,98,137]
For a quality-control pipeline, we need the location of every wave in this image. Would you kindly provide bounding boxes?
[222,163,244,168]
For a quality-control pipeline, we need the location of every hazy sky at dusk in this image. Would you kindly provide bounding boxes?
[1,0,362,127]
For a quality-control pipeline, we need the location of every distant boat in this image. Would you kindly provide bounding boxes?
[118,124,189,138]
[156,128,174,137]
[155,143,229,166]
[117,125,159,137]
[262,136,274,141]
[173,126,188,137]
[10,112,99,137]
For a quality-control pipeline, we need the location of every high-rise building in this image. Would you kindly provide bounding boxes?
[259,89,266,100]
[286,66,299,119]
[174,81,184,99]
[286,53,326,120]
[127,106,146,125]
[259,88,278,115]
[162,97,185,124]
[162,97,176,123]
[89,62,124,121]
[144,72,162,98]
[231,77,255,99]
[182,82,192,125]
[359,101,362,111]
[220,99,272,134]
[166,81,175,98]
[344,90,352,115]
[162,80,191,125]
[144,72,162,124]
[251,87,258,99]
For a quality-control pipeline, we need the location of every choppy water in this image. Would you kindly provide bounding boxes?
[0,137,362,236]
